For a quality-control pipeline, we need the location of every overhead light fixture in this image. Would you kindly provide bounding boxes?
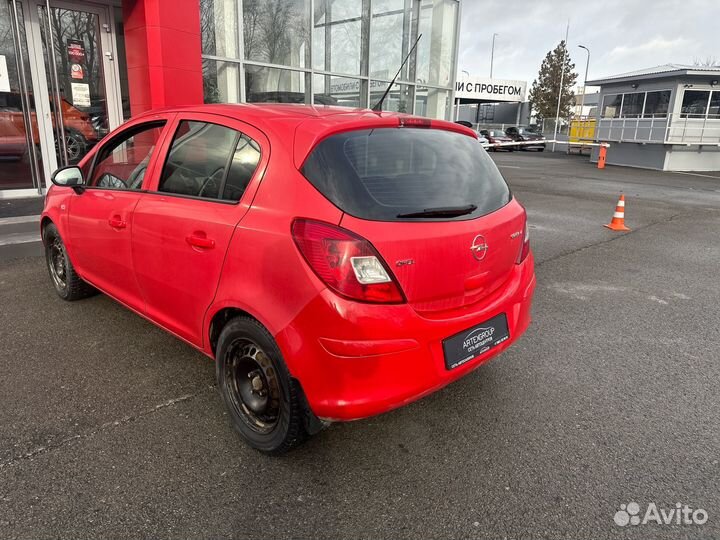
[711,80,719,86]
[631,83,639,89]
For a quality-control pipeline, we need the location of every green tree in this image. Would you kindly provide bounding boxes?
[528,40,578,120]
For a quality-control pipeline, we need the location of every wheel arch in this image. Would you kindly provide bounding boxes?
[208,304,326,436]
[207,306,263,359]
[40,216,54,244]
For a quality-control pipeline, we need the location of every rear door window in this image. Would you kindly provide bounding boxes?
[159,120,261,202]
[301,127,511,221]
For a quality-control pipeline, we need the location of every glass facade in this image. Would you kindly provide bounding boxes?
[0,1,38,190]
[2,0,128,193]
[200,0,459,118]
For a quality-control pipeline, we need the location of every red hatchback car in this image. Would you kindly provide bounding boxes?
[42,104,536,454]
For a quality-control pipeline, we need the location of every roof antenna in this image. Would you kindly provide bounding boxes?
[371,34,422,112]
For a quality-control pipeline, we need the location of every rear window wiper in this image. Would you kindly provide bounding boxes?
[397,204,478,218]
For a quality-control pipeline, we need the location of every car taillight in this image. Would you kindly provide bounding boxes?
[291,219,405,304]
[516,215,530,264]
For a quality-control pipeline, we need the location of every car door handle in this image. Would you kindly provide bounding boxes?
[108,216,126,229]
[186,232,215,249]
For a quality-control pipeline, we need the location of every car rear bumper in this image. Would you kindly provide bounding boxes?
[276,253,536,421]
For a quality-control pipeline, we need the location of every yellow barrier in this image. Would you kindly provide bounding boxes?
[567,118,596,154]
[569,118,596,143]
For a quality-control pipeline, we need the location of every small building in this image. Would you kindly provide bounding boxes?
[587,64,720,171]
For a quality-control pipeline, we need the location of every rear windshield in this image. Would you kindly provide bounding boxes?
[301,128,511,221]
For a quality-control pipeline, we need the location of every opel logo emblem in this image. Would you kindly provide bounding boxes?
[470,234,488,261]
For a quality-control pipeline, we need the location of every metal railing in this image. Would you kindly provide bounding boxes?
[595,114,720,145]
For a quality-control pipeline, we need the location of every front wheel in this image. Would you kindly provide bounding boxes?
[216,316,308,454]
[43,223,95,301]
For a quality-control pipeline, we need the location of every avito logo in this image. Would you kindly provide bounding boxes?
[614,502,708,527]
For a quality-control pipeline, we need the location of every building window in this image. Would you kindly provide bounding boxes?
[708,91,720,119]
[371,80,413,112]
[416,0,457,87]
[313,0,366,76]
[415,86,450,119]
[200,0,239,58]
[370,0,415,82]
[313,75,367,108]
[202,59,241,104]
[680,90,710,118]
[243,0,311,68]
[643,90,671,118]
[602,90,672,119]
[245,64,307,103]
[601,94,622,118]
[620,92,644,118]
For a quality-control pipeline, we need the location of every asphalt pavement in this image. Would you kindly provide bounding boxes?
[1,152,719,539]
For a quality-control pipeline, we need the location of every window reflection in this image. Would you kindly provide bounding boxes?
[370,80,413,113]
[198,0,460,120]
[313,74,365,107]
[0,1,41,190]
[243,0,310,68]
[203,59,241,104]
[201,0,239,58]
[415,0,457,87]
[415,86,450,119]
[370,0,416,82]
[245,65,307,103]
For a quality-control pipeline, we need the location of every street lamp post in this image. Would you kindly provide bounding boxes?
[578,45,590,118]
[490,33,498,78]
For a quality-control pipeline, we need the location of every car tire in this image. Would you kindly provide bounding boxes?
[43,223,96,301]
[56,129,88,164]
[538,148,545,152]
[216,316,308,455]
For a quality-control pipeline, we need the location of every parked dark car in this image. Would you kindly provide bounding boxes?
[479,129,514,151]
[504,126,546,151]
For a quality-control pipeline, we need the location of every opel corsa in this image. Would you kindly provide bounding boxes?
[42,104,536,454]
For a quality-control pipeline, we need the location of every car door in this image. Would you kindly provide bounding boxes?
[68,116,171,312]
[131,113,266,346]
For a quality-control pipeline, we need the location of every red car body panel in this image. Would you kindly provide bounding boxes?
[42,104,536,422]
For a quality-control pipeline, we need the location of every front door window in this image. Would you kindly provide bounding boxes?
[88,122,165,191]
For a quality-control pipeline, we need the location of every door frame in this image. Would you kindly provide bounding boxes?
[18,0,125,192]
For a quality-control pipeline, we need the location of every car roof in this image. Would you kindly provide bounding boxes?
[134,103,362,123]
[133,103,477,167]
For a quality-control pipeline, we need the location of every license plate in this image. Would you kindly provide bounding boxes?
[442,313,510,370]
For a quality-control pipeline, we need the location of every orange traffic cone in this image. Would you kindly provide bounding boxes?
[604,194,630,231]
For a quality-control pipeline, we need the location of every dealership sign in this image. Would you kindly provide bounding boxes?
[455,77,527,102]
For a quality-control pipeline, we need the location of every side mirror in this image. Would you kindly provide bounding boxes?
[51,166,85,191]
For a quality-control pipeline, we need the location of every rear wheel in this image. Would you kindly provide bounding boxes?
[43,223,95,301]
[216,316,308,454]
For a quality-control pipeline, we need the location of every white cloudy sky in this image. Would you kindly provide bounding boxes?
[457,0,720,87]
